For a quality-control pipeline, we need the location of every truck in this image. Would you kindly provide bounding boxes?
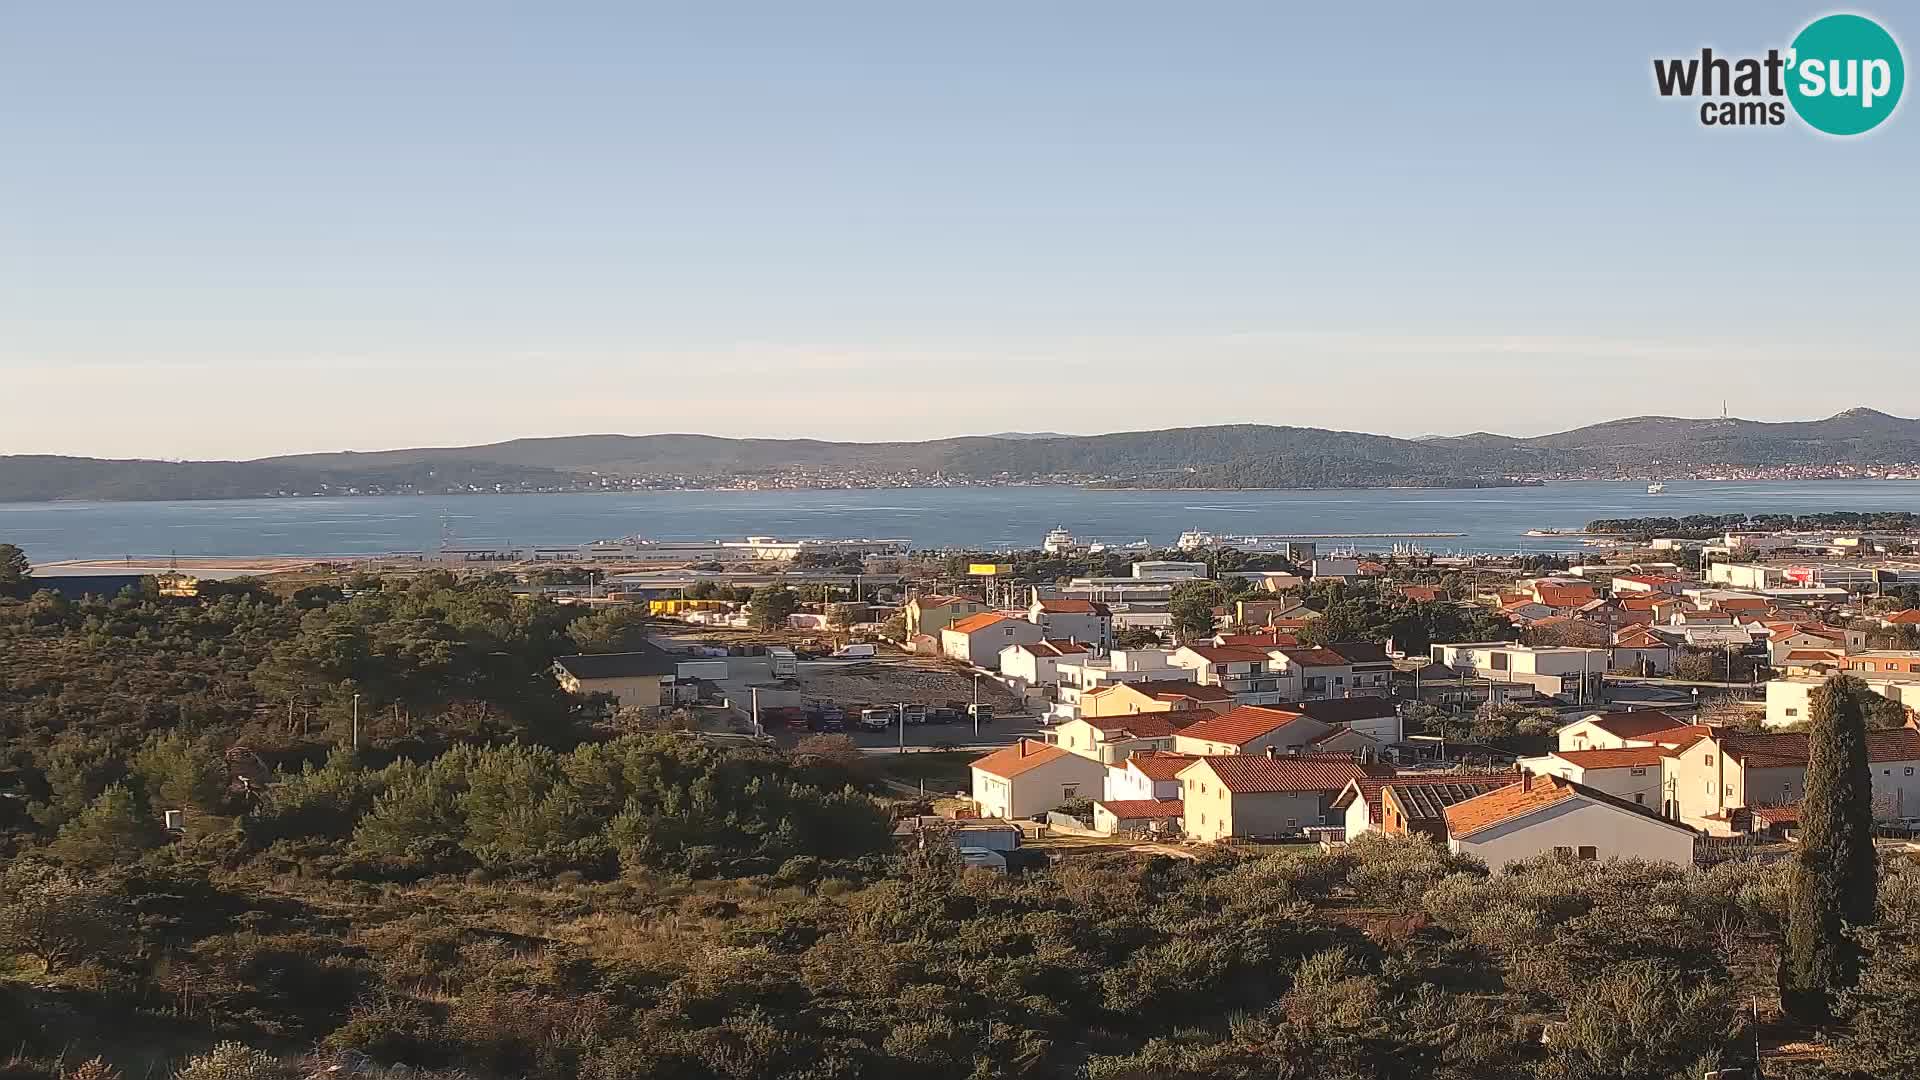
[900,703,928,726]
[858,706,896,731]
[967,703,995,726]
[767,646,798,679]
[833,643,878,659]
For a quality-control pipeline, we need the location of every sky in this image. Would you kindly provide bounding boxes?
[2,2,1916,459]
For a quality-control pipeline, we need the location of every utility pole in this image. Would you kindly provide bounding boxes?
[751,686,761,738]
[897,701,906,755]
[973,673,982,739]
[351,693,361,751]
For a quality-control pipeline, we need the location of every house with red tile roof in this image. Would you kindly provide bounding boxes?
[1178,753,1390,842]
[1028,596,1114,650]
[1092,798,1186,835]
[1881,609,1920,628]
[940,611,1043,669]
[1517,745,1672,809]
[1662,723,1920,833]
[999,639,1092,689]
[1080,679,1233,720]
[1052,711,1195,765]
[1554,710,1691,752]
[1268,646,1360,700]
[1400,585,1444,604]
[1172,705,1331,756]
[1103,750,1198,803]
[1442,773,1696,870]
[1609,625,1676,675]
[970,739,1106,819]
[905,594,989,636]
[1531,581,1599,609]
[1333,772,1520,841]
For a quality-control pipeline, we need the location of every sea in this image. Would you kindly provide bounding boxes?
[4,480,1919,565]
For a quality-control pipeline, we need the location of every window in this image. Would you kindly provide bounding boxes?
[1553,845,1573,857]
[1704,754,1714,765]
[1334,677,1345,686]
[1630,766,1647,776]
[1785,708,1799,717]
[1634,793,1646,804]
[1578,846,1598,861]
[1286,818,1298,829]
[1062,785,1078,799]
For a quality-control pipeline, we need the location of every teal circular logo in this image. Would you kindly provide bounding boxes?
[1787,14,1904,135]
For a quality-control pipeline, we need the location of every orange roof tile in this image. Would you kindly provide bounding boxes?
[1445,773,1688,838]
[1549,746,1673,769]
[1175,705,1309,746]
[1332,772,1519,823]
[1184,755,1387,794]
[1082,713,1185,739]
[1094,798,1185,820]
[1180,645,1273,664]
[970,739,1074,778]
[1575,710,1689,740]
[1126,751,1199,781]
[947,612,1013,634]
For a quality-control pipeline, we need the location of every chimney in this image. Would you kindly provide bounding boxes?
[1020,739,1034,757]
[1265,745,1279,759]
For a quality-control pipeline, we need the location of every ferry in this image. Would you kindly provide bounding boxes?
[1175,529,1221,551]
[1523,528,1565,537]
[1042,525,1077,554]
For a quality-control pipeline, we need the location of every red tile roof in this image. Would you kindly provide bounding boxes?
[1185,754,1387,794]
[1886,610,1920,625]
[1572,710,1689,740]
[1126,751,1199,781]
[1274,646,1352,668]
[1174,705,1309,746]
[1612,627,1671,649]
[1095,799,1185,820]
[1035,598,1110,615]
[970,739,1074,779]
[1180,645,1273,664]
[1012,639,1091,657]
[1216,631,1301,648]
[1535,584,1598,608]
[1401,586,1443,603]
[1444,773,1692,839]
[1708,727,1920,768]
[1082,713,1185,739]
[948,612,1013,634]
[1549,746,1673,769]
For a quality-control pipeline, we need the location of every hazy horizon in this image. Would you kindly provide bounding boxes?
[5,2,1915,459]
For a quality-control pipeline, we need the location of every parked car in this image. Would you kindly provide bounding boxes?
[901,703,928,726]
[834,643,878,659]
[859,707,895,731]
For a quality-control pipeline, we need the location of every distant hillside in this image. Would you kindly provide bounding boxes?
[4,409,1919,501]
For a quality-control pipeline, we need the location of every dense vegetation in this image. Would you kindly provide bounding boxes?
[4,563,1919,1079]
[11,409,1920,500]
[1584,511,1920,539]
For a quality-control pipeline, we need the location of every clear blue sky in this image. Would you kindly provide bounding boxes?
[2,2,1914,458]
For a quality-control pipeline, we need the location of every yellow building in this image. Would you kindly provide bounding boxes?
[553,649,678,708]
[905,594,987,636]
[1081,680,1234,719]
[154,572,201,598]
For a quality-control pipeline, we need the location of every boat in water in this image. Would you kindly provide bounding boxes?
[1175,529,1220,551]
[1523,528,1566,537]
[1646,482,1667,494]
[1042,525,1077,553]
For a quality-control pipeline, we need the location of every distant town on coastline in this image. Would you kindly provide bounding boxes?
[6,408,1920,502]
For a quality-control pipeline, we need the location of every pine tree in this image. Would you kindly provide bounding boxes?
[1781,675,1879,1021]
[49,783,167,868]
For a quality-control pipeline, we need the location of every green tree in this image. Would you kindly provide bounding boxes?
[1782,675,1879,1021]
[0,862,119,975]
[50,783,167,868]
[748,585,802,631]
[131,732,230,814]
[1168,581,1226,644]
[0,542,30,599]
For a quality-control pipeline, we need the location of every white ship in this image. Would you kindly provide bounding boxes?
[1042,525,1077,553]
[1175,529,1220,552]
[1646,482,1667,494]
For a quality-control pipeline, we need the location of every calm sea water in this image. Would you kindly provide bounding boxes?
[5,481,1919,564]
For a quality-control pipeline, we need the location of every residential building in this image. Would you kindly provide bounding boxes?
[1660,725,1920,832]
[970,739,1107,820]
[1324,641,1395,695]
[1516,747,1669,809]
[1267,646,1359,700]
[998,639,1092,690]
[1611,574,1687,596]
[1443,773,1698,871]
[1103,750,1196,802]
[941,612,1043,669]
[1180,754,1388,841]
[905,594,987,637]
[553,648,678,708]
[1334,773,1519,841]
[1052,713,1189,765]
[1706,563,1787,591]
[1310,557,1362,581]
[1169,645,1294,705]
[1849,650,1920,676]
[1764,623,1848,665]
[1429,642,1608,701]
[1172,705,1331,757]
[1294,696,1405,742]
[1764,674,1920,728]
[1555,710,1691,752]
[1092,798,1186,836]
[1080,679,1234,719]
[1609,626,1676,675]
[1028,596,1114,650]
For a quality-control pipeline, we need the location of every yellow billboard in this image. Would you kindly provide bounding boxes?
[968,562,1011,576]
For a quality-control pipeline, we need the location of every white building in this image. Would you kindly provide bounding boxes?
[1516,747,1668,810]
[970,739,1107,820]
[998,639,1093,690]
[941,613,1043,670]
[1764,675,1920,729]
[1103,750,1196,803]
[1443,773,1697,871]
[1429,642,1608,701]
[1027,596,1114,651]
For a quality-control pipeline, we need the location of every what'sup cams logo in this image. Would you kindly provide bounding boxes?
[1654,12,1904,134]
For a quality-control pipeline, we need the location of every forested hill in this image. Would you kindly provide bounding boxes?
[4,408,1919,501]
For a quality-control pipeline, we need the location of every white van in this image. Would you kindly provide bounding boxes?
[834,643,878,659]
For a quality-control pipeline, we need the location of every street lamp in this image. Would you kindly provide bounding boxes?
[973,673,982,739]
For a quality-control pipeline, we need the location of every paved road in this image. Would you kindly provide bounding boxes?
[845,714,1047,754]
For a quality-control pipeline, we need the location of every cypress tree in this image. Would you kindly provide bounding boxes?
[1781,675,1879,1021]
